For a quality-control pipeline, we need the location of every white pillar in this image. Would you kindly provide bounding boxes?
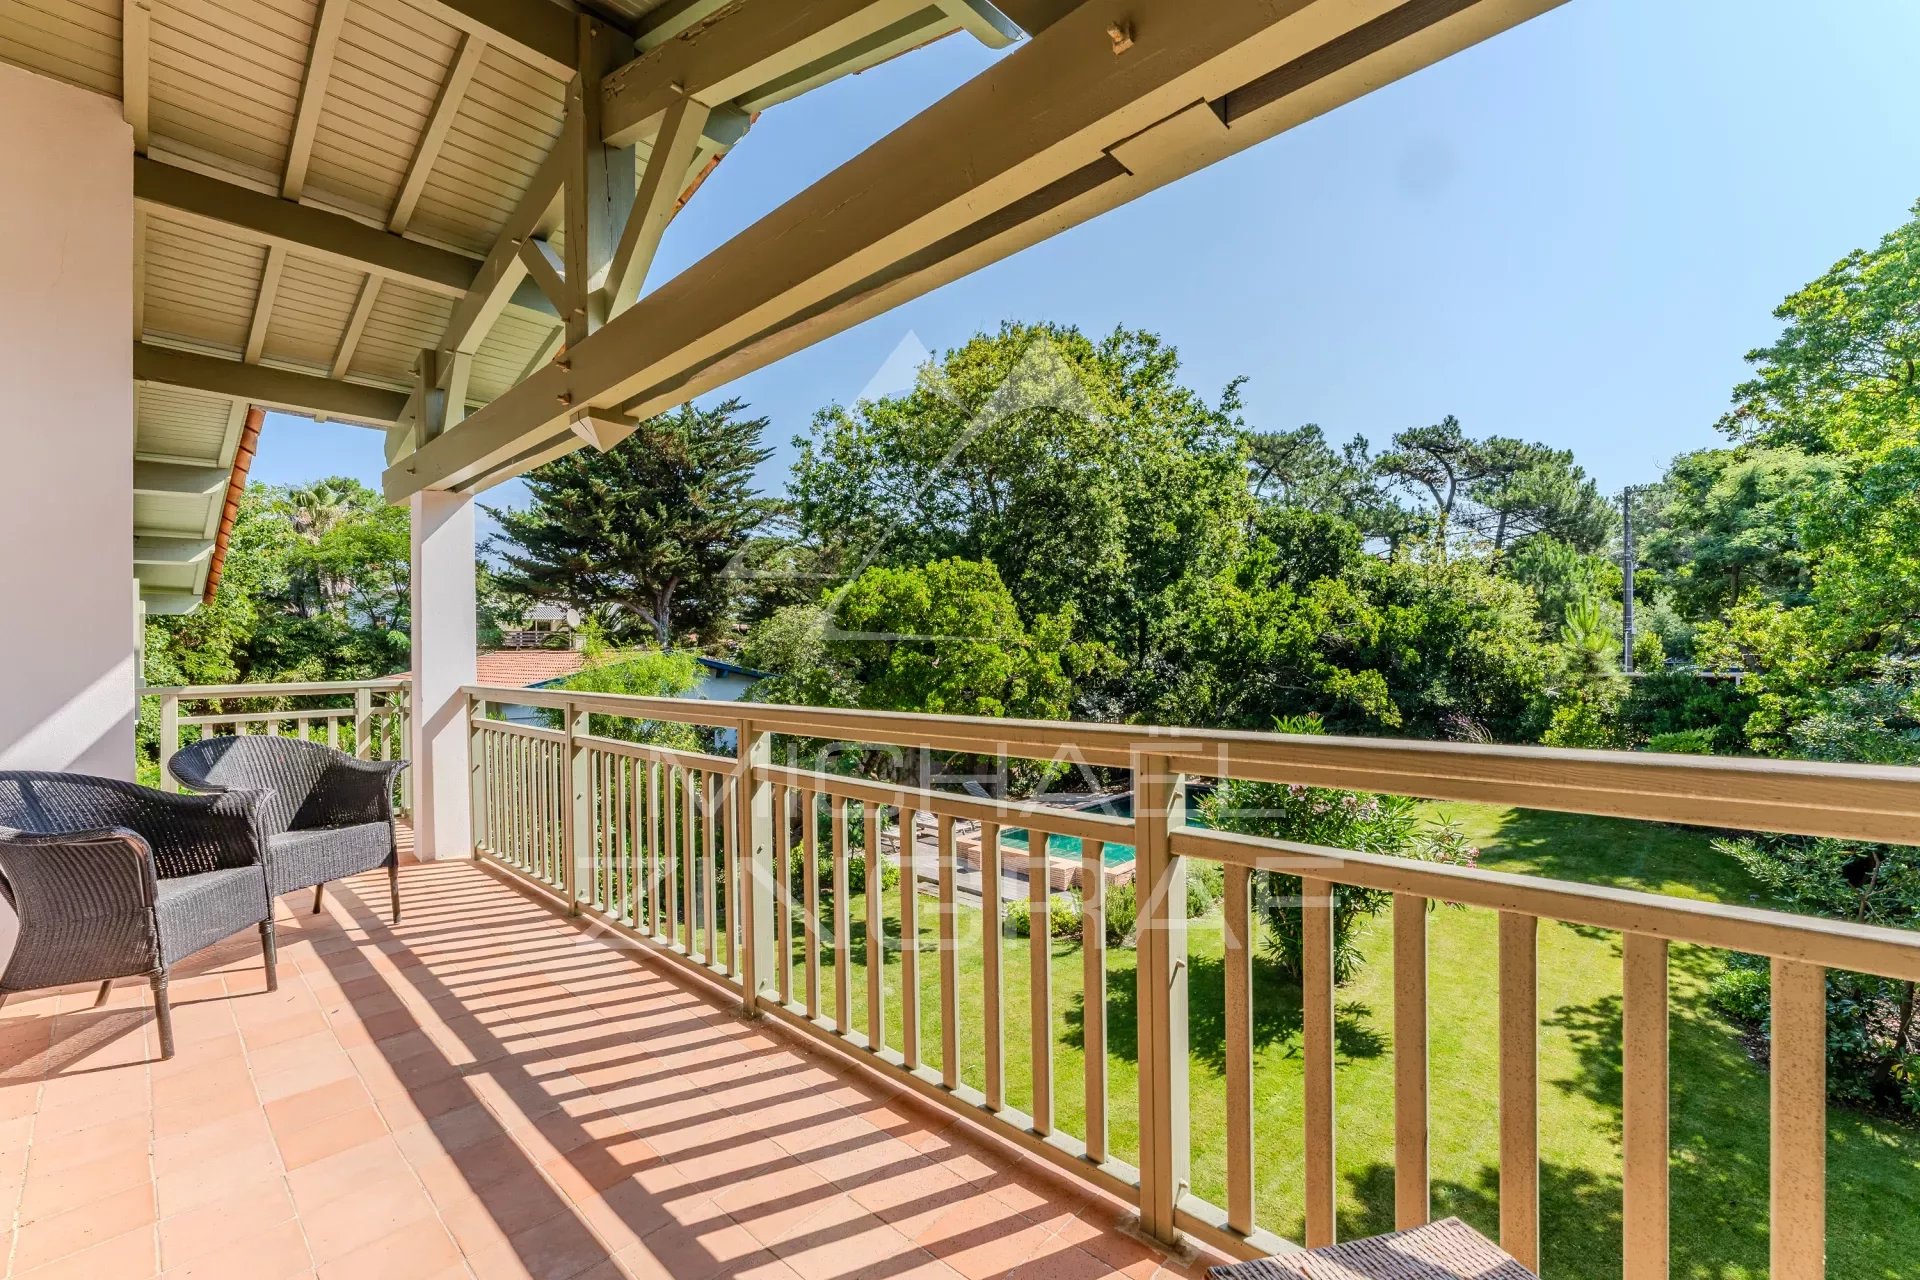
[0,64,135,779]
[409,490,476,859]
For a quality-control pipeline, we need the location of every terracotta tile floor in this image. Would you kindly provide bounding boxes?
[0,842,1221,1280]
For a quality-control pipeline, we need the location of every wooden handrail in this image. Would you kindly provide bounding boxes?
[464,683,1920,843]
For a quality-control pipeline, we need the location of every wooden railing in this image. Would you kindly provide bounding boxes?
[464,684,1920,1278]
[145,678,412,813]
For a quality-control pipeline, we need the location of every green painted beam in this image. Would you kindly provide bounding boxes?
[135,344,409,426]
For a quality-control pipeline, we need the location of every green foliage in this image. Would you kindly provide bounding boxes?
[1619,669,1757,753]
[1503,535,1619,629]
[1006,893,1080,940]
[1540,598,1628,749]
[1149,511,1550,740]
[787,843,899,910]
[747,559,1104,725]
[545,650,704,749]
[1187,859,1224,918]
[1710,833,1920,1114]
[790,322,1252,671]
[488,399,774,646]
[145,479,410,693]
[1102,880,1137,947]
[1644,728,1719,755]
[1643,447,1839,619]
[1198,717,1479,982]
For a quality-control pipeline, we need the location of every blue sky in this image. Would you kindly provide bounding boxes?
[253,0,1920,521]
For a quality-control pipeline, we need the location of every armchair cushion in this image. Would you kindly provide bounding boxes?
[155,867,271,967]
[267,825,394,899]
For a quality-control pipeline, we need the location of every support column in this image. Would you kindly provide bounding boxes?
[409,490,476,860]
[0,63,136,780]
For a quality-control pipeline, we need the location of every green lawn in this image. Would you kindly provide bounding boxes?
[775,804,1920,1280]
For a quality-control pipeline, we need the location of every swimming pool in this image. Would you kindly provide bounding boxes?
[1002,794,1136,865]
[1001,827,1136,866]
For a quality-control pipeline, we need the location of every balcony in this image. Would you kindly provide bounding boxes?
[8,679,1916,1279]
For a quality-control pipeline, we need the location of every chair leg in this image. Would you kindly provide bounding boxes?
[313,883,325,914]
[389,862,401,923]
[259,919,279,993]
[151,972,175,1060]
[93,979,113,1007]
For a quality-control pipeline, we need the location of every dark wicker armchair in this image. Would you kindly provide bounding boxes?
[168,736,408,922]
[0,772,277,1058]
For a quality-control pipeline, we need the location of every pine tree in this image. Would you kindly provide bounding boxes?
[487,399,774,646]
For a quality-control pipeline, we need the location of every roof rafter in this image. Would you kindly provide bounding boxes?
[390,32,487,233]
[331,275,383,379]
[283,0,350,199]
[388,0,1565,499]
[600,0,935,149]
[136,343,408,426]
[122,0,151,151]
[405,0,588,81]
[244,244,287,364]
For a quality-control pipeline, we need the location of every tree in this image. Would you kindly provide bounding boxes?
[1503,534,1619,628]
[789,323,1251,668]
[1467,438,1613,554]
[1643,447,1839,619]
[816,558,1098,721]
[1374,415,1493,545]
[488,399,774,646]
[1246,425,1377,515]
[1722,197,1920,451]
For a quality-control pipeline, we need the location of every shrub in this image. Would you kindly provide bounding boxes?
[1198,717,1478,983]
[1185,861,1221,918]
[1646,728,1719,755]
[1103,881,1138,947]
[1005,893,1080,940]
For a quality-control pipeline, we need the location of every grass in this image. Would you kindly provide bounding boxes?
[773,804,1920,1280]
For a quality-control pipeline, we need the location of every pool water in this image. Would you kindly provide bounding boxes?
[1003,794,1136,865]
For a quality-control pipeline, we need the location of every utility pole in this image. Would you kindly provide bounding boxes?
[1621,486,1636,674]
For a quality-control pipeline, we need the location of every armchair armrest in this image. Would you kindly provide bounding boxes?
[295,756,408,829]
[124,787,274,879]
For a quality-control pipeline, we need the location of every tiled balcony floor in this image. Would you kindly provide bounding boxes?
[0,847,1216,1280]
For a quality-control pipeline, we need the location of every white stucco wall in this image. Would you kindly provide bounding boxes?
[0,64,135,780]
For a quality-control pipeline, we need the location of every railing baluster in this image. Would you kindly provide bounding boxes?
[1771,958,1827,1280]
[158,693,180,792]
[1030,824,1053,1136]
[832,795,851,1033]
[803,790,821,1019]
[1499,910,1540,1272]
[622,758,636,924]
[1081,837,1107,1165]
[663,766,679,947]
[1302,875,1337,1248]
[774,783,792,1004]
[1623,932,1669,1280]
[1394,892,1430,1229]
[705,770,720,967]
[899,806,920,1068]
[865,801,885,1051]
[1224,862,1254,1236]
[1134,754,1189,1246]
[938,812,959,1091]
[722,770,739,977]
[683,767,699,955]
[602,750,615,911]
[982,820,1004,1112]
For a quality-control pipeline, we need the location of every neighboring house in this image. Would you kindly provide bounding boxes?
[500,603,585,650]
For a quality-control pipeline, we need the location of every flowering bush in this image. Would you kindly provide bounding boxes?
[1196,715,1479,982]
